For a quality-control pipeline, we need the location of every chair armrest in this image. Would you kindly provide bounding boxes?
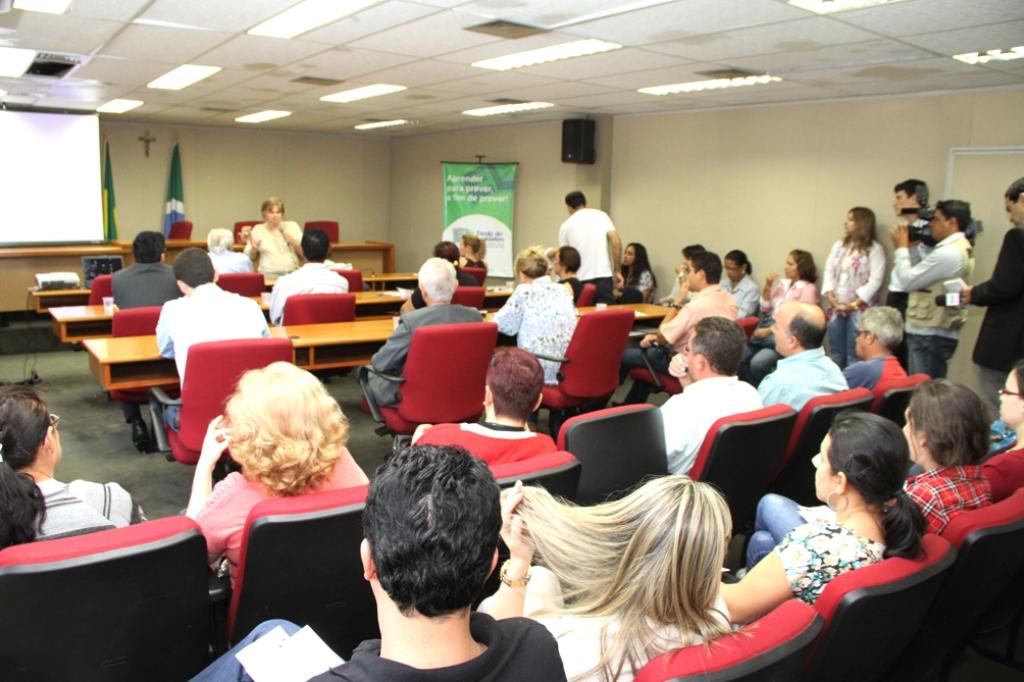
[640,345,665,390]
[532,352,569,364]
[357,365,404,425]
[146,388,177,457]
[150,386,182,407]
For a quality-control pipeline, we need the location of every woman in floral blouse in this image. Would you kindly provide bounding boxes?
[493,246,577,385]
[721,411,925,623]
[822,207,887,368]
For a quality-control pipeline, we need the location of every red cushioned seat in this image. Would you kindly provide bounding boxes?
[461,266,487,286]
[332,268,363,293]
[490,450,581,501]
[110,305,175,404]
[871,372,929,425]
[304,220,339,242]
[282,293,356,325]
[87,273,112,305]
[217,272,266,297]
[451,285,486,309]
[168,220,193,239]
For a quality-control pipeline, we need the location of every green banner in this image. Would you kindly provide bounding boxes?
[442,161,517,278]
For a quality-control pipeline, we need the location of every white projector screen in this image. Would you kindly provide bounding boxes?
[0,110,104,247]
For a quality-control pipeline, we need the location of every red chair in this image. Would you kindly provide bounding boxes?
[217,272,266,297]
[305,220,339,242]
[228,485,373,659]
[557,404,668,505]
[805,534,955,682]
[87,274,113,305]
[576,282,597,306]
[539,308,635,437]
[451,285,486,309]
[110,306,170,405]
[627,347,683,397]
[889,489,1024,681]
[0,516,211,680]
[738,315,759,339]
[636,600,822,682]
[234,220,260,244]
[332,268,363,293]
[281,293,356,325]
[690,404,797,532]
[149,338,293,464]
[167,220,193,240]
[871,372,929,425]
[490,450,582,502]
[770,388,874,505]
[461,266,487,286]
[359,322,497,449]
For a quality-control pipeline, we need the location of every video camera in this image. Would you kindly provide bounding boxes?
[899,207,983,246]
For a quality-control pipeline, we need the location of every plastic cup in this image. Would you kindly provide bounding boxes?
[261,292,272,306]
[595,302,607,310]
[102,296,114,313]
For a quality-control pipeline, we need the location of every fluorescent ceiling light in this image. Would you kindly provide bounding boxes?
[248,0,381,39]
[235,110,292,123]
[954,46,1024,65]
[147,64,221,90]
[640,74,782,95]
[320,83,406,103]
[463,101,554,117]
[0,46,36,78]
[96,99,144,114]
[355,119,408,130]
[473,39,622,71]
[787,0,907,14]
[13,0,72,14]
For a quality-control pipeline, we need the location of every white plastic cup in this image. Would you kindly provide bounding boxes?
[595,302,607,310]
[102,296,114,313]
[261,292,272,306]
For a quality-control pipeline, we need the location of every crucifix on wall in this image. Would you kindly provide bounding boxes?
[138,130,156,157]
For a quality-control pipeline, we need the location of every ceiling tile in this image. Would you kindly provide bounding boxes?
[195,35,333,71]
[420,69,561,95]
[302,1,442,45]
[837,0,1024,37]
[72,56,181,88]
[899,20,1024,57]
[100,24,235,64]
[138,0,299,33]
[355,58,482,87]
[70,0,153,21]
[288,47,417,81]
[518,48,690,81]
[0,12,122,55]
[346,10,503,57]
[725,39,935,76]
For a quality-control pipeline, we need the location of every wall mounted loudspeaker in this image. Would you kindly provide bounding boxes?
[562,119,595,164]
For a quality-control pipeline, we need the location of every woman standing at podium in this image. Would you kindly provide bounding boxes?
[242,197,303,276]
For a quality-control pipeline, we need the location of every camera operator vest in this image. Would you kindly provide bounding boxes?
[906,237,974,331]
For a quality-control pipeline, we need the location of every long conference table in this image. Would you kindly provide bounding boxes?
[50,288,513,343]
[83,303,672,392]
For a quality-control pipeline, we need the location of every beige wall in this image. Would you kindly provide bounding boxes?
[100,121,391,244]
[388,117,612,272]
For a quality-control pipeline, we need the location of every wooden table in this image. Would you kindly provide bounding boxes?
[54,289,513,343]
[31,287,91,312]
[82,303,670,391]
[364,272,418,290]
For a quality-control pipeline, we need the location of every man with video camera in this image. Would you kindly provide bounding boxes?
[889,199,975,379]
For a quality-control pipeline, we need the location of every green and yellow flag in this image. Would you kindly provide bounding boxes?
[102,141,118,241]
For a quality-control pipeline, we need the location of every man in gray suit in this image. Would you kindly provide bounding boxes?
[112,231,180,309]
[363,257,482,406]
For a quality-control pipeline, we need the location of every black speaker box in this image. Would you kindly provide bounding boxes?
[562,119,595,164]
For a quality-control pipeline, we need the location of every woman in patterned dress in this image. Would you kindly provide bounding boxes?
[721,411,925,623]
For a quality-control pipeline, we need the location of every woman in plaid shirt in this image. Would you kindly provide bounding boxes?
[903,380,993,533]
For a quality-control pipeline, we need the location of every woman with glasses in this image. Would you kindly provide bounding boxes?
[0,385,140,548]
[982,360,1024,501]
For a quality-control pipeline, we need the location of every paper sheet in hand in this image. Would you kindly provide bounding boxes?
[235,625,344,682]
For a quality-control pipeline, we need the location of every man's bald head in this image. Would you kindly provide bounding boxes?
[773,301,826,356]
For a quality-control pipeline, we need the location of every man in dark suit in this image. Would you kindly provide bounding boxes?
[362,257,482,407]
[112,231,180,309]
[963,176,1024,416]
[111,231,180,451]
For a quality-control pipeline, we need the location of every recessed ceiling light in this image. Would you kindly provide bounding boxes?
[463,102,554,117]
[0,46,36,78]
[639,74,782,95]
[472,39,622,71]
[235,110,293,123]
[147,64,221,90]
[953,46,1024,65]
[787,0,908,14]
[13,0,72,15]
[354,119,408,130]
[96,99,144,114]
[248,0,381,39]
[320,83,406,103]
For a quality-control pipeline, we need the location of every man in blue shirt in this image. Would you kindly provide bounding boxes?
[758,301,847,411]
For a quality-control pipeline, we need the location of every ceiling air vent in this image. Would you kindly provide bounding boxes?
[26,52,88,79]
[486,98,527,104]
[465,20,548,39]
[292,76,344,86]
[694,67,764,79]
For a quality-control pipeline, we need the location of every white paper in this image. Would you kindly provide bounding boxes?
[236,625,344,682]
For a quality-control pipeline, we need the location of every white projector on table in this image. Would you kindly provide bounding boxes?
[35,272,81,290]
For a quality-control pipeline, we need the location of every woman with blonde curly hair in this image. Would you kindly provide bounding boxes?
[186,362,367,583]
[484,476,732,682]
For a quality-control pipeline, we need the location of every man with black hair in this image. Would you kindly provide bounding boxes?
[661,317,762,475]
[267,228,349,325]
[111,231,179,308]
[558,190,622,304]
[191,444,566,681]
[887,179,930,369]
[963,176,1024,415]
[757,301,846,410]
[890,198,975,379]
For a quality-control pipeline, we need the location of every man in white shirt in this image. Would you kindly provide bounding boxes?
[268,229,349,325]
[206,227,253,274]
[889,199,975,378]
[156,249,270,428]
[558,190,622,304]
[661,317,763,475]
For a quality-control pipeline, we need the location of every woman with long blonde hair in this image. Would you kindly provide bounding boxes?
[486,476,733,681]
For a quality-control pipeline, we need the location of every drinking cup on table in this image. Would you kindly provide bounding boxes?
[102,296,114,313]
[595,302,607,311]
[261,292,272,306]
